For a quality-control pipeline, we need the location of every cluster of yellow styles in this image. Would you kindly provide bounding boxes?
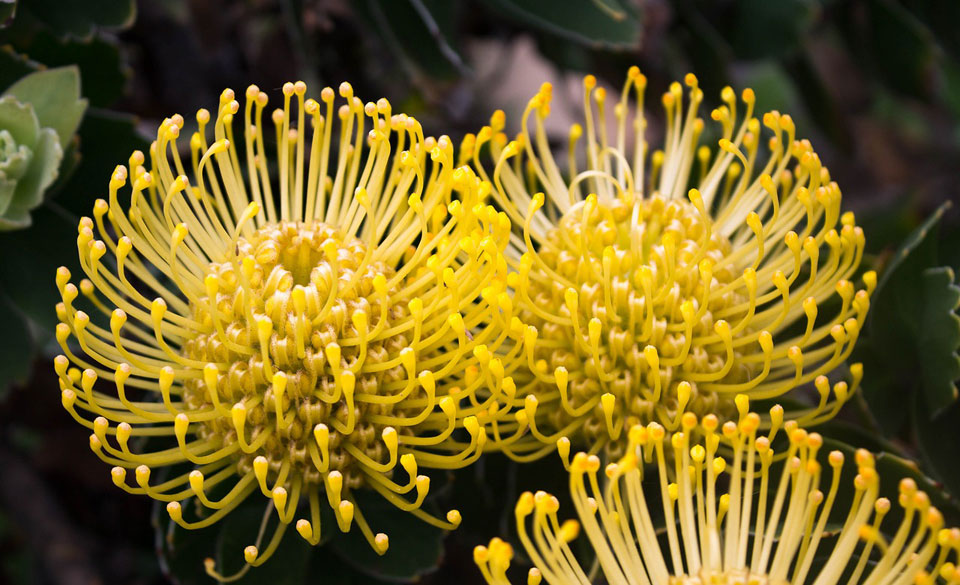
[477,406,960,585]
[52,69,954,584]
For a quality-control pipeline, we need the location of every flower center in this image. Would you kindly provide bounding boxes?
[524,195,751,442]
[182,221,411,490]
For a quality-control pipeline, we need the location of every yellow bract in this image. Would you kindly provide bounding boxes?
[54,80,516,580]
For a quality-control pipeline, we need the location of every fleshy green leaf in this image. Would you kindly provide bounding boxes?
[0,177,16,215]
[942,60,960,144]
[2,127,60,220]
[3,66,87,146]
[481,0,641,49]
[939,206,960,273]
[917,266,960,406]
[0,139,30,182]
[872,202,950,298]
[909,262,960,502]
[854,201,956,432]
[0,96,39,146]
[915,391,960,511]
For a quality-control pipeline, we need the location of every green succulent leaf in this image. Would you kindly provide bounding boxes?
[916,266,960,404]
[915,390,960,511]
[0,176,16,213]
[0,96,38,146]
[0,127,57,222]
[854,201,958,432]
[0,67,90,229]
[0,94,62,230]
[909,262,960,501]
[3,66,88,146]
[481,0,641,49]
[872,202,949,295]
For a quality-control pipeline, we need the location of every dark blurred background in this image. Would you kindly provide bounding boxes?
[1,0,958,583]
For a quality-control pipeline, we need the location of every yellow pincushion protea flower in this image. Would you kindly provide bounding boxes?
[53,80,514,578]
[468,70,874,460]
[476,405,960,585]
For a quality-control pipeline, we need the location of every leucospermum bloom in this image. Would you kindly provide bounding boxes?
[53,81,515,578]
[469,70,874,460]
[476,404,960,585]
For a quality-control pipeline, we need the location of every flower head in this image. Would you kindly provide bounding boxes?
[476,404,960,585]
[54,81,513,578]
[470,71,874,459]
